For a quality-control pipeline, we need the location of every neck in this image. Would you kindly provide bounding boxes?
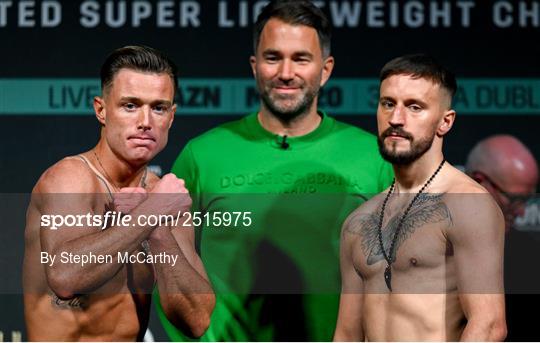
[393,150,445,192]
[258,102,321,137]
[93,141,147,189]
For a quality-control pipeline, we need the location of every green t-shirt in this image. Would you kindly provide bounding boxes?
[156,112,393,341]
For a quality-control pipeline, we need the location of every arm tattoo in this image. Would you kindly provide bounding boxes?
[50,292,89,310]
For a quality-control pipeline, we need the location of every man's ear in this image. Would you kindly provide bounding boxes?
[94,96,106,125]
[437,109,456,137]
[249,55,257,77]
[320,56,335,87]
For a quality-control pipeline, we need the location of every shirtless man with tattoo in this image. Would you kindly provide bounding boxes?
[334,54,507,341]
[23,46,215,341]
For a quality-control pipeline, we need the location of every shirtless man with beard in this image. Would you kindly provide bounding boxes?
[334,54,506,341]
[23,46,215,341]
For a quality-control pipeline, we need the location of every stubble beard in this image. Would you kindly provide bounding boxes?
[258,79,320,124]
[377,128,436,166]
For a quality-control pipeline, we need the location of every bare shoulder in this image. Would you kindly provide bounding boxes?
[440,164,504,234]
[442,163,497,207]
[443,163,486,194]
[29,156,101,231]
[33,156,98,194]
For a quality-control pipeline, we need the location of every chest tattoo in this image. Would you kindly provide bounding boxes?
[347,194,453,265]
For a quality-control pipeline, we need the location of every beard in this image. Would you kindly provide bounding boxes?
[377,126,435,165]
[257,77,320,123]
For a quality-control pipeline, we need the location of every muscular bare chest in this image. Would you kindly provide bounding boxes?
[348,194,455,292]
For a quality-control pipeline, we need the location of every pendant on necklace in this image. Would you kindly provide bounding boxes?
[384,264,392,292]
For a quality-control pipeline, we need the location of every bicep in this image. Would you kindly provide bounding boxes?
[335,229,364,340]
[447,195,505,313]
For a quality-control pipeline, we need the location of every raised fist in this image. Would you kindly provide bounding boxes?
[149,174,192,216]
[113,187,147,214]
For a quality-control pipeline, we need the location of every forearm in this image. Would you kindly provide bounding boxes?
[333,293,364,342]
[149,229,215,338]
[460,317,507,342]
[46,204,159,297]
[333,328,364,342]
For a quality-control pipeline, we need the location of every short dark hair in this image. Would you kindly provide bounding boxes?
[100,45,178,98]
[253,0,332,57]
[380,54,457,100]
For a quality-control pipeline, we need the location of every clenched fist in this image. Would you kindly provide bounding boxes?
[113,187,147,214]
[149,174,192,216]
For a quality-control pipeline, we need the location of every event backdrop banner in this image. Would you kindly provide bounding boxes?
[1,0,539,341]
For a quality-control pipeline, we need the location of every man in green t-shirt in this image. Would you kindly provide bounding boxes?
[156,0,393,341]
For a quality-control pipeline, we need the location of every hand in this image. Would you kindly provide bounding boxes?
[113,187,148,214]
[149,174,192,216]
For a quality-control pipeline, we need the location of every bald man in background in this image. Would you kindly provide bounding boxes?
[466,135,538,233]
[466,134,538,341]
